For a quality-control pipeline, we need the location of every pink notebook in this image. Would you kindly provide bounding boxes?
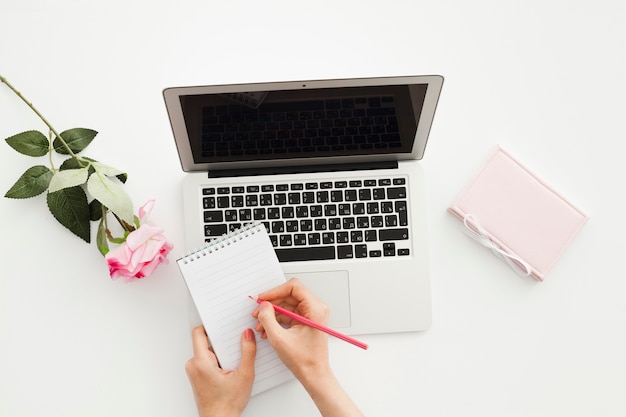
[448,146,588,281]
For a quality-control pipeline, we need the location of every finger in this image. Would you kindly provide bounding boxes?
[279,280,329,322]
[237,329,257,380]
[256,302,284,340]
[256,280,328,324]
[205,346,220,368]
[253,311,293,328]
[257,278,303,304]
[191,325,211,357]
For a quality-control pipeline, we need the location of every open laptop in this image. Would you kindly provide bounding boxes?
[164,75,443,335]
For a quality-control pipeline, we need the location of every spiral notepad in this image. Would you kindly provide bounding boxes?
[177,222,293,395]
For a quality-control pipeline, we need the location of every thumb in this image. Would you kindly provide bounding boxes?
[238,329,256,378]
[257,301,284,339]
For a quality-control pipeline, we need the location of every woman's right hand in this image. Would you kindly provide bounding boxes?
[252,278,364,417]
[252,278,331,383]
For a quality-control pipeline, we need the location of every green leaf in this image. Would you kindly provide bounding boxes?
[87,172,134,225]
[60,156,95,172]
[47,186,91,242]
[53,128,97,155]
[96,217,109,255]
[48,167,89,193]
[5,165,53,198]
[89,161,127,183]
[5,130,49,157]
[89,199,103,221]
[91,161,125,177]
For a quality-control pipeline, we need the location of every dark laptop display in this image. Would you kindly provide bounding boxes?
[178,84,427,164]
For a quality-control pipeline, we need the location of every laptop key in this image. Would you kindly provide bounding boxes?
[204,211,223,222]
[337,245,353,259]
[217,196,230,208]
[253,208,266,220]
[275,246,335,262]
[203,197,216,209]
[385,215,398,227]
[300,219,313,231]
[379,228,409,240]
[260,194,273,205]
[383,243,396,256]
[308,233,321,245]
[224,210,238,222]
[271,221,285,233]
[239,209,252,221]
[355,244,368,258]
[387,187,407,199]
[337,231,349,243]
[381,201,393,213]
[205,224,227,237]
[358,188,371,201]
[291,234,305,245]
[351,231,363,242]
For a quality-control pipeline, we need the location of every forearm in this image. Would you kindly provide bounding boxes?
[299,368,363,417]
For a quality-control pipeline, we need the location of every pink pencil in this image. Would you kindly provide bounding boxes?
[249,296,368,350]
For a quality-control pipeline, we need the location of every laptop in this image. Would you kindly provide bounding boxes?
[164,75,443,335]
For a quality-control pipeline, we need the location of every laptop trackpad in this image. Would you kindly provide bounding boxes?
[288,270,351,329]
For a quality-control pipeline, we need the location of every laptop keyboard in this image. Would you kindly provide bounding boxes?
[200,96,402,159]
[202,176,411,262]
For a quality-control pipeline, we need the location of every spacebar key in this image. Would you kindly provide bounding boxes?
[275,246,336,262]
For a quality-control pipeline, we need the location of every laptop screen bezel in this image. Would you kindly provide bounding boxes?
[163,75,443,173]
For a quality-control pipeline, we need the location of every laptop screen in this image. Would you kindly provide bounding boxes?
[164,76,443,172]
[179,84,426,165]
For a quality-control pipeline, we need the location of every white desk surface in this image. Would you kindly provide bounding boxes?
[1,2,625,416]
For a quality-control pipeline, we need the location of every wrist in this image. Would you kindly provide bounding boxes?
[298,369,363,417]
[198,402,242,417]
[297,363,336,393]
[199,409,240,417]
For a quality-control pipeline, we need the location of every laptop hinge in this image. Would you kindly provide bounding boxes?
[207,161,398,178]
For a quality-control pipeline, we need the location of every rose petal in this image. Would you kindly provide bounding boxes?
[138,199,155,223]
[125,224,163,250]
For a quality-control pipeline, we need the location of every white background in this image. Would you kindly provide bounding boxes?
[1,1,624,416]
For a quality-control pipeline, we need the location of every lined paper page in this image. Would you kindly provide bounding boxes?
[178,223,293,395]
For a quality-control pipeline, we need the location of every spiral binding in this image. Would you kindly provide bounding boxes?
[178,222,262,264]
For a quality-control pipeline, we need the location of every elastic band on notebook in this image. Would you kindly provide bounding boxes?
[462,214,532,277]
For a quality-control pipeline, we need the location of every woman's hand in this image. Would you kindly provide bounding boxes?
[252,278,363,417]
[252,277,331,382]
[185,326,256,417]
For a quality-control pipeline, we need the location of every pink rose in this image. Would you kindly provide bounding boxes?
[105,200,173,282]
